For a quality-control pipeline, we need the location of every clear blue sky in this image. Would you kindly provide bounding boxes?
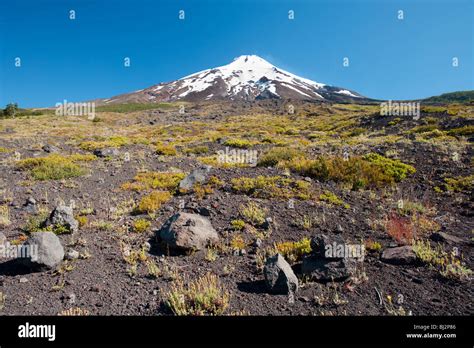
[0,0,472,107]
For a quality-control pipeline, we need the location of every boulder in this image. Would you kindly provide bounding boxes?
[179,167,210,191]
[301,256,356,282]
[44,205,79,234]
[264,254,298,294]
[158,213,219,251]
[93,148,120,158]
[21,232,64,270]
[381,246,416,265]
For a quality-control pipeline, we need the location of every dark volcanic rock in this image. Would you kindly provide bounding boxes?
[301,256,356,282]
[264,254,298,294]
[381,246,417,265]
[431,232,468,245]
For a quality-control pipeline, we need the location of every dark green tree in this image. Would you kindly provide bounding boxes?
[3,103,18,117]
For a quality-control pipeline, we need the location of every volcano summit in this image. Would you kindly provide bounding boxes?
[98,55,365,104]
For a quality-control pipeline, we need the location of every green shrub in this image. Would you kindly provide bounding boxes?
[447,126,474,137]
[409,125,439,133]
[275,237,312,263]
[184,145,209,155]
[230,219,245,230]
[17,154,96,180]
[257,147,304,167]
[121,172,185,192]
[239,202,266,226]
[282,156,398,190]
[135,191,171,214]
[231,175,311,199]
[132,218,151,233]
[319,190,350,209]
[443,174,474,192]
[283,157,331,181]
[363,153,416,182]
[163,273,230,315]
[156,143,177,156]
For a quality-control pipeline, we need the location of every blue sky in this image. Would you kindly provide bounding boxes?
[0,0,472,107]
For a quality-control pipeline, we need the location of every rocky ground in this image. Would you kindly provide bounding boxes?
[0,100,472,316]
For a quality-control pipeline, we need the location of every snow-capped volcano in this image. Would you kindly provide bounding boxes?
[99,55,364,104]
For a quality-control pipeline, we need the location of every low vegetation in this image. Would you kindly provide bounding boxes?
[163,273,230,315]
[17,154,96,180]
[275,237,312,263]
[155,142,177,156]
[231,175,311,199]
[412,240,472,281]
[134,191,172,215]
[132,218,151,233]
[319,190,350,209]
[121,172,185,192]
[279,154,415,190]
[239,201,266,226]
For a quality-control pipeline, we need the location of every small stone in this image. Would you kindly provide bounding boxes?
[90,285,102,293]
[65,249,80,260]
[19,277,28,283]
[253,238,263,248]
[261,217,272,230]
[93,148,120,158]
[68,293,76,305]
[42,144,60,153]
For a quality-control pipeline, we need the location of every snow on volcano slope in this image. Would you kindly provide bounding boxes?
[99,55,364,104]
